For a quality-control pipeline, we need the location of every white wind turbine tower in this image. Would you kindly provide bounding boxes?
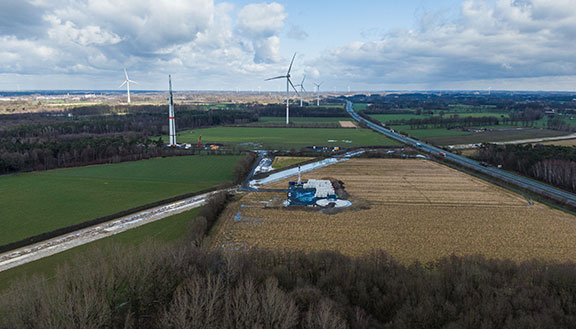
[168,75,176,146]
[294,75,307,107]
[119,68,137,103]
[266,53,299,125]
[314,82,323,106]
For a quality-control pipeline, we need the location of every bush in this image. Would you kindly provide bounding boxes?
[233,152,257,184]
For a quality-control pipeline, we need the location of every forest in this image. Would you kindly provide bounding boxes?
[477,144,576,193]
[0,105,257,174]
[3,209,576,328]
[0,104,347,174]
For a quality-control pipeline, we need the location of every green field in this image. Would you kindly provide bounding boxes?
[0,208,200,292]
[365,111,571,145]
[370,112,508,124]
[258,116,348,123]
[390,125,471,138]
[353,103,368,111]
[271,156,315,169]
[177,127,399,149]
[388,123,569,145]
[0,156,240,246]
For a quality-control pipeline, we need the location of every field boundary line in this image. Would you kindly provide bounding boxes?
[0,190,227,273]
[0,184,230,254]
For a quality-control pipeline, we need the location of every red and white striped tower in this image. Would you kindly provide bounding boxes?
[168,75,176,146]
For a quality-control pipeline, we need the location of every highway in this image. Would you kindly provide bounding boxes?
[346,101,576,208]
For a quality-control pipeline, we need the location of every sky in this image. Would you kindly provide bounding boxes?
[1,0,576,91]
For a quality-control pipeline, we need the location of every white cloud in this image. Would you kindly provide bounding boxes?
[0,0,293,88]
[322,0,576,88]
[236,2,287,64]
[3,0,575,91]
[237,3,286,37]
[0,36,58,73]
[46,15,121,46]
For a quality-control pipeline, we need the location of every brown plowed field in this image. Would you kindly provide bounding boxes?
[211,159,576,263]
[339,121,357,128]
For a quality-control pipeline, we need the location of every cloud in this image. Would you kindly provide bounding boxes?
[0,36,58,73]
[237,3,286,37]
[46,15,121,46]
[4,0,574,91]
[0,1,47,38]
[322,0,576,87]
[286,24,308,40]
[237,2,287,64]
[0,0,292,88]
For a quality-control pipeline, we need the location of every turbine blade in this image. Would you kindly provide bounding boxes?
[288,78,299,96]
[129,80,138,84]
[119,81,127,88]
[124,68,129,80]
[287,53,296,75]
[265,75,286,81]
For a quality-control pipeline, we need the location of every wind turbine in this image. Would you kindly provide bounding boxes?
[314,81,323,106]
[119,68,137,103]
[168,75,176,146]
[266,53,299,125]
[294,75,307,107]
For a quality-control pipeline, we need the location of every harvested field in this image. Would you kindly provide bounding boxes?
[339,121,357,128]
[212,159,576,263]
[424,129,568,146]
[537,139,576,147]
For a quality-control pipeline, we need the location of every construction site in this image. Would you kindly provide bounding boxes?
[211,158,576,263]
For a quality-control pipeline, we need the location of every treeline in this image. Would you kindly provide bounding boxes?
[2,107,258,139]
[345,92,576,112]
[0,105,258,174]
[363,105,412,114]
[478,144,576,192]
[4,243,576,328]
[253,104,347,117]
[0,135,165,174]
[548,116,573,130]
[397,116,500,129]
